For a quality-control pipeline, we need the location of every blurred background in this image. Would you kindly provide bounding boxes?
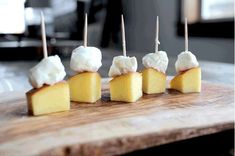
[0,0,234,92]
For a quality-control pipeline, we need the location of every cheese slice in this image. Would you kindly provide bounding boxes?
[170,67,201,93]
[110,72,142,102]
[26,81,70,116]
[68,72,101,103]
[142,68,166,94]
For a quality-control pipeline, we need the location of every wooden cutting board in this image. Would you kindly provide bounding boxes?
[0,79,234,156]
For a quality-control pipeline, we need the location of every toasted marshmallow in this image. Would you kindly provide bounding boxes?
[29,55,66,88]
[142,51,168,73]
[109,56,137,77]
[70,46,102,73]
[175,51,199,73]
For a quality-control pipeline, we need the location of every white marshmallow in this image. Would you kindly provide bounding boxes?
[142,51,168,73]
[175,51,199,73]
[29,55,66,88]
[70,46,102,73]
[108,55,137,77]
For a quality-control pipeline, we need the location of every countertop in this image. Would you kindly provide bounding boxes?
[0,49,234,92]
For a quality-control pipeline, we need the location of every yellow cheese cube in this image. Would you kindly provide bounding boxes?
[26,81,70,116]
[110,72,142,102]
[68,72,101,103]
[142,68,166,94]
[170,67,201,93]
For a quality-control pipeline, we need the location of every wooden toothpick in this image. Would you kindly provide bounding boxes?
[185,17,188,51]
[84,13,88,47]
[40,11,48,58]
[155,16,160,53]
[121,14,126,56]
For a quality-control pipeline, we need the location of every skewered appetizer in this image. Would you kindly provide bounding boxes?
[109,15,142,102]
[170,18,201,93]
[68,14,102,103]
[26,12,70,116]
[142,16,168,94]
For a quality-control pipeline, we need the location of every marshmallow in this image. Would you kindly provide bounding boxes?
[29,55,66,88]
[175,51,199,73]
[70,46,102,73]
[109,56,137,77]
[142,51,168,73]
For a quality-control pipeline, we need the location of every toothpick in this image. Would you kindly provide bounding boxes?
[185,17,188,51]
[84,13,88,47]
[40,11,48,58]
[121,14,126,56]
[155,16,160,53]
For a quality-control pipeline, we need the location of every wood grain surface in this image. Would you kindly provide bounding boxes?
[0,79,234,156]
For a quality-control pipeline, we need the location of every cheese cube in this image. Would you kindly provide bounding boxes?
[26,81,70,116]
[110,72,142,102]
[170,67,201,93]
[142,68,166,94]
[68,72,101,103]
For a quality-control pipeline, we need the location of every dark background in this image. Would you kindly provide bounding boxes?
[0,0,234,63]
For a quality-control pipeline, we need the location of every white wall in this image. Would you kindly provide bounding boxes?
[122,0,234,63]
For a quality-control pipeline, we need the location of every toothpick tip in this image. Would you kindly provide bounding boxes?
[121,14,126,56]
[121,14,124,20]
[84,13,88,47]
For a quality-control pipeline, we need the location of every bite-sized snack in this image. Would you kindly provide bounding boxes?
[170,51,201,93]
[68,13,102,103]
[109,56,142,102]
[68,46,102,103]
[171,17,201,93]
[26,55,70,116]
[142,51,168,94]
[109,15,142,103]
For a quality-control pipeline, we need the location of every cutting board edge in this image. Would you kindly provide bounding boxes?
[38,121,234,156]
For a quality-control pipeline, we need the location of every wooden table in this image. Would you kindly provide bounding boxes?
[0,79,233,156]
[0,49,234,155]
